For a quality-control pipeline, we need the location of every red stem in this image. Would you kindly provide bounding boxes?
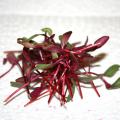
[0,65,14,79]
[4,75,40,102]
[90,80,100,97]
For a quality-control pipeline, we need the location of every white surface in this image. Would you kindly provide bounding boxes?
[0,0,120,119]
[0,15,120,120]
[0,0,120,16]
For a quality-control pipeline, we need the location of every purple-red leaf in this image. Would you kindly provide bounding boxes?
[94,36,109,48]
[61,31,72,49]
[7,53,18,65]
[30,87,42,100]
[15,77,25,84]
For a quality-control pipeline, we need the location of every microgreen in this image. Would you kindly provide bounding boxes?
[66,80,75,102]
[110,77,120,89]
[104,64,120,77]
[41,27,53,36]
[0,27,120,106]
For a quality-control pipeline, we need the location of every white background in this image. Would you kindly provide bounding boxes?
[0,0,120,120]
[0,0,120,16]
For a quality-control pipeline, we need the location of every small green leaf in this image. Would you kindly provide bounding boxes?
[59,35,63,41]
[110,77,120,89]
[35,64,51,70]
[66,94,72,102]
[67,81,75,102]
[18,36,37,44]
[41,28,52,36]
[10,82,23,88]
[22,37,28,40]
[10,82,35,89]
[52,52,58,59]
[79,76,99,84]
[104,64,120,77]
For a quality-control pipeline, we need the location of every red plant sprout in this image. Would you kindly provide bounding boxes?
[0,28,120,106]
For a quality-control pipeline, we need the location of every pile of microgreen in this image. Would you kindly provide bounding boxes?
[0,28,120,106]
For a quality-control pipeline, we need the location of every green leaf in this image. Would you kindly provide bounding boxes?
[10,82,23,88]
[35,64,51,70]
[104,64,120,77]
[19,36,37,44]
[110,77,120,89]
[41,28,52,36]
[59,35,63,41]
[52,52,58,59]
[67,81,75,102]
[10,82,34,89]
[79,76,99,84]
[22,37,28,40]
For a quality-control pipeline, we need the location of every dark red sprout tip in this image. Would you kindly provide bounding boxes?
[61,31,72,49]
[94,36,109,48]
